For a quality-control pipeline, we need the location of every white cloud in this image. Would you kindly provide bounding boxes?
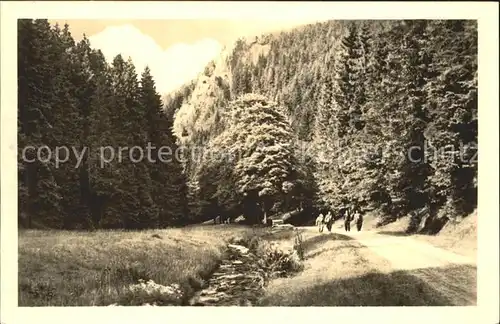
[88,24,222,96]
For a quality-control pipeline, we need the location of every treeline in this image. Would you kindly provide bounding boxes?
[171,20,477,231]
[18,19,187,230]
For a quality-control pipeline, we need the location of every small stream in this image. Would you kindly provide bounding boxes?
[189,244,268,306]
[107,227,302,307]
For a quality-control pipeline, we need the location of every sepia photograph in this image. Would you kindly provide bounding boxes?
[1,1,499,324]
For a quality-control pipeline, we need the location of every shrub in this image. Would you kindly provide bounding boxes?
[258,243,304,277]
[227,230,304,278]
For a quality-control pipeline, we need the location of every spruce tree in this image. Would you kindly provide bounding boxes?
[423,20,478,218]
[18,19,64,228]
[141,66,187,226]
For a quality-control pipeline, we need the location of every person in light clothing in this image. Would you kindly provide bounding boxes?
[316,213,324,233]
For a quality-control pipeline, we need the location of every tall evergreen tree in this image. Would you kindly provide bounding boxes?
[423,20,478,219]
[18,19,64,228]
[141,66,187,226]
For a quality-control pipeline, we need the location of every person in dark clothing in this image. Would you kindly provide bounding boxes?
[343,207,352,232]
[325,211,333,232]
[354,209,363,231]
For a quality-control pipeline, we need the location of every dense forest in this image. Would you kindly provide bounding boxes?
[18,19,477,232]
[18,19,187,229]
[170,19,477,231]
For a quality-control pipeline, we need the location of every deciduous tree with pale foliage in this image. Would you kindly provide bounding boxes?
[199,93,306,224]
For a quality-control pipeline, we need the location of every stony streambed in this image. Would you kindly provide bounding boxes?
[189,243,268,306]
[189,228,304,306]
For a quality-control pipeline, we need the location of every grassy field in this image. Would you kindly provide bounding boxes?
[18,225,261,306]
[18,212,477,307]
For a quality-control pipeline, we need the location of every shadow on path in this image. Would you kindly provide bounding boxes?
[376,230,412,237]
[259,264,477,306]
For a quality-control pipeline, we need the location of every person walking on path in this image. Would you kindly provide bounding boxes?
[325,211,333,232]
[316,213,325,233]
[353,208,363,231]
[343,207,352,232]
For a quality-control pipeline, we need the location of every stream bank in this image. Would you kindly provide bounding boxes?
[106,227,304,306]
[189,230,304,306]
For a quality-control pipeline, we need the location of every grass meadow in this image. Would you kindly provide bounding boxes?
[18,225,260,306]
[18,212,477,307]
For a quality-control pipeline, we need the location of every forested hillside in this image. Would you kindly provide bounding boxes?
[18,19,187,229]
[18,19,477,232]
[169,20,477,231]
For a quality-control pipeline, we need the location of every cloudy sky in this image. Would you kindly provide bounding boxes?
[50,19,323,96]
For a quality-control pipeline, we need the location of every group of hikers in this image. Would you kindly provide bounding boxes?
[315,206,363,233]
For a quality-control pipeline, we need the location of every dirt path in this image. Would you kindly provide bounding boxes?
[258,224,477,306]
[323,227,476,270]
